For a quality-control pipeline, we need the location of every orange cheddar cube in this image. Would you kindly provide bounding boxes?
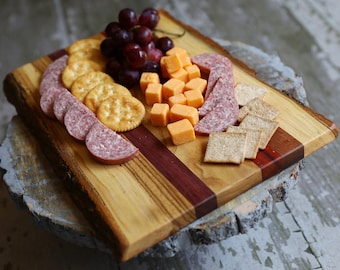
[184,64,201,80]
[166,47,191,67]
[168,93,187,107]
[184,89,204,108]
[140,72,160,93]
[164,54,183,74]
[166,47,187,56]
[167,119,196,145]
[184,77,207,93]
[145,83,163,105]
[182,56,192,67]
[162,78,185,100]
[169,68,188,82]
[170,103,199,126]
[150,103,170,127]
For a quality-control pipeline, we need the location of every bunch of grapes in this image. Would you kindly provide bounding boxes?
[100,8,175,87]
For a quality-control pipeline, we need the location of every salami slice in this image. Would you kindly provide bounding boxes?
[53,90,78,123]
[205,66,223,98]
[194,97,239,134]
[198,76,235,117]
[191,53,232,74]
[85,121,138,164]
[40,86,64,118]
[40,55,69,95]
[42,54,68,78]
[64,102,98,141]
[205,63,233,99]
[191,53,234,115]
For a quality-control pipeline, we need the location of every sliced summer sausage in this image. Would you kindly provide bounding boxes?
[64,102,98,141]
[85,121,139,164]
[42,54,68,78]
[39,55,68,95]
[206,63,233,96]
[198,76,235,117]
[40,86,65,118]
[53,89,78,123]
[191,53,231,74]
[192,54,233,99]
[194,96,239,134]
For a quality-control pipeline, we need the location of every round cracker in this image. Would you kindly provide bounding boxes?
[84,83,131,112]
[70,70,114,102]
[62,60,104,89]
[68,48,106,68]
[67,38,102,54]
[97,95,145,132]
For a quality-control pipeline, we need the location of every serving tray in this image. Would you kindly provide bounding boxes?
[3,10,338,261]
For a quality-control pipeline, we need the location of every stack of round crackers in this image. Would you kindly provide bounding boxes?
[61,37,145,132]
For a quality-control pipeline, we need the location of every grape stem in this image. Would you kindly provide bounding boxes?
[154,28,186,38]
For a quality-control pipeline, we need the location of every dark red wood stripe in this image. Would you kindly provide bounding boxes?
[125,125,218,218]
[253,127,304,180]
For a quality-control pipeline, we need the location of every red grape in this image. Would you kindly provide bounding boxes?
[123,43,141,57]
[118,68,140,87]
[111,28,130,46]
[125,47,147,69]
[100,38,116,57]
[142,61,160,73]
[133,26,153,46]
[105,58,122,79]
[141,40,155,54]
[139,8,159,30]
[156,36,174,54]
[105,21,121,37]
[147,48,163,62]
[118,8,138,29]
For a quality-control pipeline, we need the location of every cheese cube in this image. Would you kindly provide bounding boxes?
[182,56,192,67]
[166,47,191,67]
[166,47,187,56]
[169,68,188,82]
[168,93,187,107]
[140,72,160,93]
[184,77,207,93]
[170,103,199,125]
[145,83,163,105]
[164,54,183,74]
[167,119,196,145]
[150,103,170,127]
[184,89,204,108]
[184,64,201,80]
[162,78,185,100]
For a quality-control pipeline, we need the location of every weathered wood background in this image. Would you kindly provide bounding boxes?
[1,0,339,269]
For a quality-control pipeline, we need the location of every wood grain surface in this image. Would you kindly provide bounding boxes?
[3,10,337,261]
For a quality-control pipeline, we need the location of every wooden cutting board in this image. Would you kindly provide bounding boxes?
[3,10,338,261]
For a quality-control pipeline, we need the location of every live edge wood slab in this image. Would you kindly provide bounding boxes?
[2,10,338,261]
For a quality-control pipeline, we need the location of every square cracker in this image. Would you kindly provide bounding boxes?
[238,97,280,122]
[239,114,279,149]
[204,132,247,164]
[227,126,262,159]
[235,83,267,106]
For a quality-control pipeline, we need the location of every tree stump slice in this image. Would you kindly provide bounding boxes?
[0,40,307,259]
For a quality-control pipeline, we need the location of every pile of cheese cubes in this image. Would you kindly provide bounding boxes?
[139,47,207,145]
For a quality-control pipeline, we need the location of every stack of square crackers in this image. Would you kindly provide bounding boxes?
[204,83,280,164]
